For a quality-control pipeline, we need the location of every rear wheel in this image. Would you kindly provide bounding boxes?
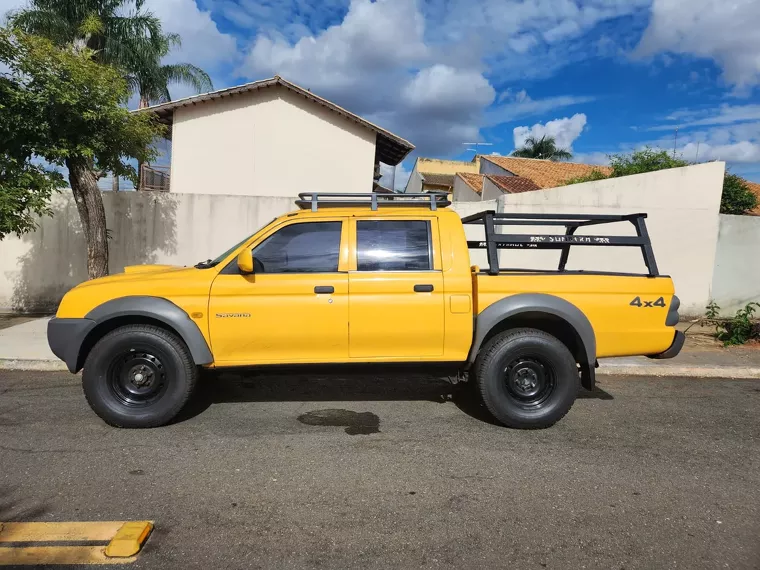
[474,328,579,429]
[82,325,198,428]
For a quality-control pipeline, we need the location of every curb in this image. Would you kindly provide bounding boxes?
[598,363,760,379]
[0,358,68,371]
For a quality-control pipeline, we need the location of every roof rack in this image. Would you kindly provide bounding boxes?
[296,192,450,212]
[461,210,659,277]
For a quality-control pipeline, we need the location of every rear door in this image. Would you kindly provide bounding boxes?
[348,218,445,358]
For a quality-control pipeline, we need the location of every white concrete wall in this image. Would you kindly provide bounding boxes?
[0,191,294,312]
[495,162,726,315]
[171,87,377,197]
[404,162,423,194]
[452,176,481,202]
[711,214,760,314]
[450,200,499,269]
[0,163,739,317]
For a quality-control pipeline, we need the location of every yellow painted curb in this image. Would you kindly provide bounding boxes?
[105,521,154,558]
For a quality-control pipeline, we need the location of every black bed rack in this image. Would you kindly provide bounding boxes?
[461,210,659,277]
[296,192,450,212]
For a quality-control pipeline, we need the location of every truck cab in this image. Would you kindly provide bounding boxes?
[48,192,682,430]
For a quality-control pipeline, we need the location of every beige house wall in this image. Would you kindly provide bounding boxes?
[170,88,377,197]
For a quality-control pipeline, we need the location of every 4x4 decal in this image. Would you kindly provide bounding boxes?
[630,296,666,308]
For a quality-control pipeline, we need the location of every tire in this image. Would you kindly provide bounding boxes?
[474,328,579,429]
[82,324,198,428]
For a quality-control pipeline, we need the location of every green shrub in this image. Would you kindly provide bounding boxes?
[704,301,760,346]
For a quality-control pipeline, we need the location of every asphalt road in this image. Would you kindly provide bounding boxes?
[1,370,758,570]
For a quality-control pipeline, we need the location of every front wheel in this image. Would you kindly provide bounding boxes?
[474,328,579,429]
[82,325,198,428]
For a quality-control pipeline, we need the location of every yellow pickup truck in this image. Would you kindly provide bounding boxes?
[48,192,683,429]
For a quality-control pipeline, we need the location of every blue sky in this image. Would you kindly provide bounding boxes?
[4,0,760,187]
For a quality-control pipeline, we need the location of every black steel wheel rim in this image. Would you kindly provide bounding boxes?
[107,350,168,407]
[503,356,556,408]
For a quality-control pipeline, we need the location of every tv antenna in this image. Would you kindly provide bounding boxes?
[463,142,494,154]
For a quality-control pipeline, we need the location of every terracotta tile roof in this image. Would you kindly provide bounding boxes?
[421,173,455,187]
[745,180,760,215]
[480,156,612,189]
[488,175,541,194]
[457,172,485,193]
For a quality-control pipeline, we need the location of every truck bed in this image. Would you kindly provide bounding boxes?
[473,272,676,358]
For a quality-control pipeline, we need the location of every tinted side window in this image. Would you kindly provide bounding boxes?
[252,222,342,273]
[356,220,431,271]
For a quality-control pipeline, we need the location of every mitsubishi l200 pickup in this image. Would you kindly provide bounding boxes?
[48,192,683,429]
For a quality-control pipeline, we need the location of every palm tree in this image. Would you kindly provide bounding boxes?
[512,135,573,161]
[123,31,213,189]
[8,0,163,68]
[125,32,213,109]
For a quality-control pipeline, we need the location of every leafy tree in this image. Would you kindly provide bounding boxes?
[607,148,688,176]
[564,169,609,185]
[9,0,213,270]
[721,173,758,215]
[512,135,572,161]
[0,30,163,277]
[566,148,688,185]
[0,156,65,239]
[565,147,758,215]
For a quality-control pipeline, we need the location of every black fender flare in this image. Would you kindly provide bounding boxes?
[467,293,596,366]
[80,296,213,369]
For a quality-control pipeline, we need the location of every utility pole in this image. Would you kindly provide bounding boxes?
[673,126,679,158]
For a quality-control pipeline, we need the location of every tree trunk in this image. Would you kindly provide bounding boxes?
[67,158,109,279]
[112,174,119,192]
[137,95,151,191]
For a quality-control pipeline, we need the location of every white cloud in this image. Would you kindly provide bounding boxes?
[401,64,495,112]
[144,0,238,71]
[650,104,760,131]
[486,90,594,127]
[239,0,498,155]
[242,0,428,95]
[636,0,760,91]
[680,141,760,163]
[513,113,588,151]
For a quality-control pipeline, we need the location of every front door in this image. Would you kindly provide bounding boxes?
[348,218,445,358]
[209,218,349,365]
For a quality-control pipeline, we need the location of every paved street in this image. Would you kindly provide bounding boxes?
[1,370,758,569]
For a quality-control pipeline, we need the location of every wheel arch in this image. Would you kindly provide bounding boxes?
[74,296,213,372]
[468,294,596,386]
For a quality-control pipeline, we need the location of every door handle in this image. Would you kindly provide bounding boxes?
[314,286,334,294]
[414,284,434,292]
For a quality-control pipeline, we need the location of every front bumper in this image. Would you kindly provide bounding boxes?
[47,317,96,373]
[648,330,685,360]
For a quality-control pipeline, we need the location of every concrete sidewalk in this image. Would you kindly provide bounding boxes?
[1,317,760,378]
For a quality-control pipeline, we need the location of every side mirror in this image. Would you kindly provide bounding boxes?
[237,250,254,274]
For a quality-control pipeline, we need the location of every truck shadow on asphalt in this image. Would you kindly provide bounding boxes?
[0,484,49,522]
[175,371,613,426]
